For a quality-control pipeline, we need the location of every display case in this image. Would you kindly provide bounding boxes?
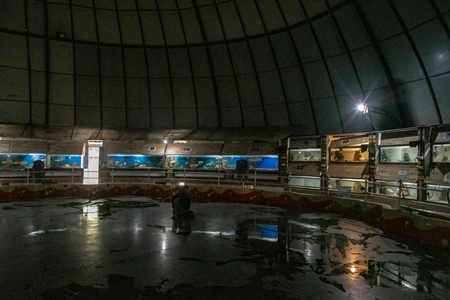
[289,149,321,162]
[289,176,321,189]
[166,155,221,170]
[376,180,417,199]
[328,178,366,192]
[107,154,165,169]
[432,144,450,163]
[221,155,279,171]
[49,155,83,168]
[330,147,368,163]
[426,184,450,204]
[0,153,46,169]
[379,146,418,163]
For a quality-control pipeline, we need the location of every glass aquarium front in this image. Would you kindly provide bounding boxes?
[432,144,450,163]
[0,153,46,169]
[166,155,221,169]
[330,147,368,163]
[289,149,321,162]
[107,154,164,169]
[222,155,279,171]
[50,155,83,168]
[426,184,450,204]
[380,146,418,163]
[377,181,417,199]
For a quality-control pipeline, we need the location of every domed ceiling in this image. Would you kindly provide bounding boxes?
[0,0,449,140]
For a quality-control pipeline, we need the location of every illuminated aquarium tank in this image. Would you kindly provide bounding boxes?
[0,153,46,169]
[222,155,279,170]
[107,155,164,169]
[166,155,221,169]
[50,155,83,168]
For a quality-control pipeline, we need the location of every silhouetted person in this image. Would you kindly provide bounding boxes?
[172,186,193,234]
[32,160,45,183]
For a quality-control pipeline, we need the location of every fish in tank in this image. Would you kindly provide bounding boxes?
[166,156,220,169]
[0,154,46,169]
[50,155,82,168]
[222,156,278,170]
[107,155,164,169]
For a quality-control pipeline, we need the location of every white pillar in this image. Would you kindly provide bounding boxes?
[83,140,103,184]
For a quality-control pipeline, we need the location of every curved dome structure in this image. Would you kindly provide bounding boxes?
[0,0,449,138]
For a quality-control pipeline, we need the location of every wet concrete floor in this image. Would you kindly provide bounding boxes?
[0,196,449,299]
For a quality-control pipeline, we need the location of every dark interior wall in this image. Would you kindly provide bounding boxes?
[0,0,449,135]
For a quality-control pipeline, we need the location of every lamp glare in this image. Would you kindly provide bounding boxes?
[357,104,365,112]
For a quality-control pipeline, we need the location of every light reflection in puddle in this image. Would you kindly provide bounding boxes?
[235,213,450,297]
[27,228,71,236]
[83,205,99,220]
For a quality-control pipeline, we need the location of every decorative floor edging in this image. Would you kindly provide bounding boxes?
[1,183,449,249]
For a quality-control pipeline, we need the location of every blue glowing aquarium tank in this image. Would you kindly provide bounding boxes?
[0,153,46,169]
[165,155,221,169]
[221,155,279,170]
[50,155,83,168]
[107,155,165,169]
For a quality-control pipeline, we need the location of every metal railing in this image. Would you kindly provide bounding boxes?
[1,169,449,209]
[287,175,450,208]
[0,168,285,190]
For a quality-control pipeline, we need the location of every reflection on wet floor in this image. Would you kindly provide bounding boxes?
[1,198,449,299]
[234,213,450,299]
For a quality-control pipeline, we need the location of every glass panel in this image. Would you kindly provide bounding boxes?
[289,149,321,162]
[222,155,279,171]
[0,154,46,169]
[328,178,366,192]
[426,184,450,204]
[330,147,368,163]
[289,176,321,189]
[379,146,418,163]
[49,155,82,168]
[166,155,221,170]
[107,155,165,169]
[377,181,417,199]
[432,144,450,163]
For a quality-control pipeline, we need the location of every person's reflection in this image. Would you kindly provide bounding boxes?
[171,186,193,235]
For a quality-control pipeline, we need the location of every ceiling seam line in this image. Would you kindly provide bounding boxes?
[387,0,443,125]
[154,0,175,129]
[274,0,319,134]
[44,0,50,127]
[213,0,245,128]
[231,1,268,126]
[298,0,344,132]
[325,0,370,131]
[69,0,77,127]
[254,1,292,126]
[192,0,222,127]
[135,0,153,129]
[24,1,33,128]
[175,0,200,128]
[352,0,406,128]
[0,1,355,51]
[92,0,104,129]
[430,1,450,42]
[114,0,129,128]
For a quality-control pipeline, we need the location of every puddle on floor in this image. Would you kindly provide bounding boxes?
[233,214,450,298]
[37,210,450,299]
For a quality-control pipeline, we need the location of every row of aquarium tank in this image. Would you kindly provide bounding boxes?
[0,154,278,170]
[2,144,450,170]
[106,155,279,170]
[0,154,278,171]
[0,154,83,170]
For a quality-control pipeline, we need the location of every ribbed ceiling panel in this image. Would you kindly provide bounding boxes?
[0,0,449,140]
